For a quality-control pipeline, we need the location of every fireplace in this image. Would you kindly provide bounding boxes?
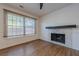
[51,33,65,44]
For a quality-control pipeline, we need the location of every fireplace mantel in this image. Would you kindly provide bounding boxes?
[46,25,76,29]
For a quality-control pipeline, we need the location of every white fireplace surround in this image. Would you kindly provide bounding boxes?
[50,28,74,48]
[41,27,79,50]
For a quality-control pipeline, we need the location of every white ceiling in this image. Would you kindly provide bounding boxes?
[4,3,72,17]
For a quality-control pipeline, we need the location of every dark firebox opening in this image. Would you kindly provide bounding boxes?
[51,33,65,44]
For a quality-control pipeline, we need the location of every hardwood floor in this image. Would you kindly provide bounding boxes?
[0,39,79,56]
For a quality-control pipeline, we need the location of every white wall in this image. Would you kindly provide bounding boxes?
[0,4,39,49]
[40,4,79,50]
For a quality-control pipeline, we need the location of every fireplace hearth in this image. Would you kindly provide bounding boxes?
[51,33,65,44]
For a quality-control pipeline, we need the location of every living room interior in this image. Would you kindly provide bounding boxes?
[0,3,79,56]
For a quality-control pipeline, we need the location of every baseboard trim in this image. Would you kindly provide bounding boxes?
[0,39,40,51]
[40,39,79,51]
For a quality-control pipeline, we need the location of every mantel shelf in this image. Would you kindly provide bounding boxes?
[46,25,77,29]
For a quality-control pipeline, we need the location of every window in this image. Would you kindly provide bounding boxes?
[5,11,36,37]
[25,17,35,34]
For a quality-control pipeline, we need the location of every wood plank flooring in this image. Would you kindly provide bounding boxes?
[0,39,79,56]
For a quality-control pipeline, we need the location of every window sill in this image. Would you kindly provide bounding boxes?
[4,34,36,39]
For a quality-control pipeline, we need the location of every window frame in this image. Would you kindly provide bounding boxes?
[4,9,36,37]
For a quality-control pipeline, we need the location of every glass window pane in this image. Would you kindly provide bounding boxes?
[13,16,17,27]
[8,20,13,26]
[12,27,17,36]
[16,16,24,27]
[25,18,35,34]
[25,28,34,34]
[7,12,35,36]
[8,26,13,36]
[20,17,24,26]
[8,14,13,25]
[16,26,24,35]
[7,12,24,36]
